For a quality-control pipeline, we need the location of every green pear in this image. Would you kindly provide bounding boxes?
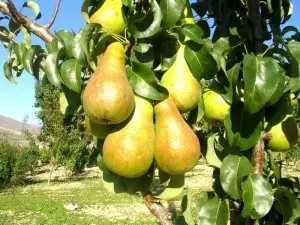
[160,45,201,112]
[203,90,230,126]
[85,116,113,139]
[266,115,299,152]
[90,0,126,35]
[154,98,201,175]
[103,95,154,178]
[82,42,135,124]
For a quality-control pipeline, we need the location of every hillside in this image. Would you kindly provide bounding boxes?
[0,115,40,146]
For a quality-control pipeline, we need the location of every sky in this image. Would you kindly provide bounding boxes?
[0,1,299,125]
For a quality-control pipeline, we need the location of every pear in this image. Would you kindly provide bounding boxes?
[160,45,201,112]
[154,98,201,175]
[203,90,230,126]
[103,95,155,178]
[266,115,299,152]
[85,116,113,139]
[82,42,134,124]
[90,0,126,35]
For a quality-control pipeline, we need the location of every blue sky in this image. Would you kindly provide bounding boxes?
[0,1,299,125]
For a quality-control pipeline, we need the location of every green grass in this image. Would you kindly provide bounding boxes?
[0,178,157,225]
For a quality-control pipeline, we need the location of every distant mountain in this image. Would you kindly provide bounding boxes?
[0,115,40,146]
[0,115,40,133]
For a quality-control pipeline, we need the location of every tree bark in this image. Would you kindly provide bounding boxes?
[143,193,173,225]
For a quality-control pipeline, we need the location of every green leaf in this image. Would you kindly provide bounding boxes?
[102,171,126,194]
[181,193,194,225]
[46,38,59,53]
[129,0,162,38]
[130,43,154,68]
[127,62,168,100]
[81,0,90,23]
[124,166,154,194]
[282,0,293,24]
[22,1,41,20]
[60,59,82,93]
[274,187,300,223]
[224,63,241,104]
[220,155,252,200]
[160,0,185,29]
[212,38,230,70]
[266,72,285,106]
[73,30,87,66]
[185,41,217,80]
[44,50,64,88]
[90,33,109,65]
[3,60,16,84]
[205,134,222,168]
[23,45,41,75]
[56,30,75,59]
[243,54,281,114]
[182,24,205,44]
[12,43,27,66]
[241,174,274,219]
[287,40,300,78]
[224,102,263,151]
[156,174,184,199]
[80,24,100,64]
[187,91,205,124]
[198,197,229,225]
[20,26,31,47]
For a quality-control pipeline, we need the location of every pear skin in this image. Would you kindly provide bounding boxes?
[266,115,299,152]
[160,45,201,112]
[85,116,113,139]
[103,95,154,178]
[154,98,201,175]
[203,90,230,126]
[82,42,135,124]
[90,0,126,35]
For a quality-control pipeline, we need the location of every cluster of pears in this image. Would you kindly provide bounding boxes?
[201,82,299,153]
[82,42,201,178]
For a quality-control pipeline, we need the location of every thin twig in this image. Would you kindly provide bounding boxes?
[143,193,173,225]
[44,0,61,30]
[0,29,18,43]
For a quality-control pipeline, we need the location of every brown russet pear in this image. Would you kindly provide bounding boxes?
[160,44,201,112]
[103,95,155,178]
[82,42,134,124]
[154,98,201,175]
[89,0,126,35]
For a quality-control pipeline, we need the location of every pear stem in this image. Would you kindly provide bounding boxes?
[143,192,173,225]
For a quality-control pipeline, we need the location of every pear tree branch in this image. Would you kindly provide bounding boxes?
[44,0,61,30]
[0,0,54,43]
[144,193,173,225]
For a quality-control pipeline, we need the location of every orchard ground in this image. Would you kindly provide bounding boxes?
[0,158,299,225]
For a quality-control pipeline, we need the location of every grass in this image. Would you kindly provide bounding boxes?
[0,178,157,225]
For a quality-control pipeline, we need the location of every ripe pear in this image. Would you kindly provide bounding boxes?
[266,115,299,152]
[82,42,134,124]
[90,0,126,35]
[203,90,230,126]
[160,45,201,112]
[154,98,201,175]
[85,116,113,139]
[103,95,154,178]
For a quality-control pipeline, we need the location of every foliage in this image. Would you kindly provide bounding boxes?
[34,82,91,174]
[0,134,39,187]
[1,0,300,224]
